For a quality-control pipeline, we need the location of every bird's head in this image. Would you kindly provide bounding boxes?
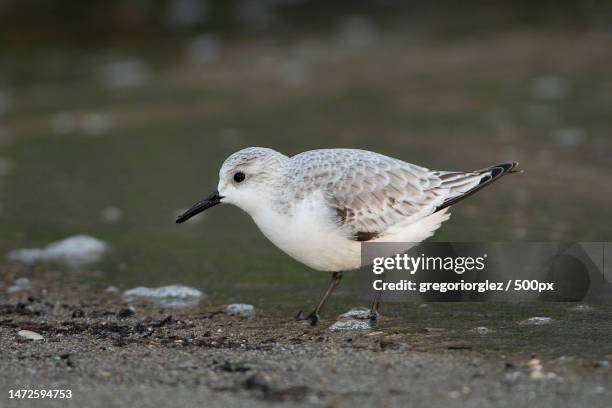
[176,147,288,223]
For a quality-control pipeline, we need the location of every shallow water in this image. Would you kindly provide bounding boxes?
[1,30,611,319]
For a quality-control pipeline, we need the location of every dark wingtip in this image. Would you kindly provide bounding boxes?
[491,162,521,178]
[434,161,521,213]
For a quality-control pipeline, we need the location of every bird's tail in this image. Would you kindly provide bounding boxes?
[434,162,521,212]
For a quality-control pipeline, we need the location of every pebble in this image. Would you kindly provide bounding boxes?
[569,304,592,312]
[328,319,372,331]
[117,307,136,318]
[226,303,255,318]
[524,316,553,325]
[18,330,44,341]
[473,326,492,335]
[595,360,610,369]
[6,277,31,294]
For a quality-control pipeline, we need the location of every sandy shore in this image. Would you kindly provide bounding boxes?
[1,272,611,408]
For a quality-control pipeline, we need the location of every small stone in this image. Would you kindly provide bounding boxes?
[117,307,135,318]
[104,286,119,294]
[530,369,557,380]
[505,371,523,381]
[226,303,254,318]
[473,326,491,335]
[18,330,44,341]
[328,319,371,331]
[528,357,541,367]
[448,390,462,399]
[72,309,85,318]
[98,368,111,379]
[244,373,272,392]
[569,304,591,312]
[6,277,31,294]
[524,316,553,325]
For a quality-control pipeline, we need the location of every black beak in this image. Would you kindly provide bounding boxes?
[176,190,223,223]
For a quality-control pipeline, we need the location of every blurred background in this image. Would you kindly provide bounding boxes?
[1,0,611,312]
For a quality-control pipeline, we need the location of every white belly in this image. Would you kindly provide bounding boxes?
[246,197,451,272]
[250,197,361,272]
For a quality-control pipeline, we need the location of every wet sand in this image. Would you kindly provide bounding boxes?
[1,271,611,408]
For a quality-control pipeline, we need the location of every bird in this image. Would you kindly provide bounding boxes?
[176,147,520,325]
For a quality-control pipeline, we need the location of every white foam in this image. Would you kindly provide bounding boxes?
[329,319,372,331]
[123,285,204,308]
[339,307,371,319]
[226,303,255,317]
[7,235,107,266]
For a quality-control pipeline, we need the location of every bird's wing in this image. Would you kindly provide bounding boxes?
[288,149,517,241]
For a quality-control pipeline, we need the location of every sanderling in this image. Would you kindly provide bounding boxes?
[177,147,520,325]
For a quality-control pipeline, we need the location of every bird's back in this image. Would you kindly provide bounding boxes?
[284,148,518,241]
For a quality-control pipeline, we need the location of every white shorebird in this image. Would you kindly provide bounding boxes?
[177,147,519,325]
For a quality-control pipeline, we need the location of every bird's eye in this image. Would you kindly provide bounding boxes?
[233,172,246,183]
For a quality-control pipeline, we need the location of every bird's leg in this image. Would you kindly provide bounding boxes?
[296,272,343,326]
[369,271,385,325]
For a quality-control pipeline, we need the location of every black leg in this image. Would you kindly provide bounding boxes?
[369,272,385,325]
[296,271,343,326]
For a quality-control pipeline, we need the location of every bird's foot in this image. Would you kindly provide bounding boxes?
[295,310,320,326]
[368,310,379,326]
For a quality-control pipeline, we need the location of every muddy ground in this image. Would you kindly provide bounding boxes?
[1,271,611,408]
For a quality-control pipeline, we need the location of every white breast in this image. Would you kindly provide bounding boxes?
[245,193,451,273]
[250,194,361,272]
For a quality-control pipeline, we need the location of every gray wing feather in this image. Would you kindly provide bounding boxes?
[288,149,511,240]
